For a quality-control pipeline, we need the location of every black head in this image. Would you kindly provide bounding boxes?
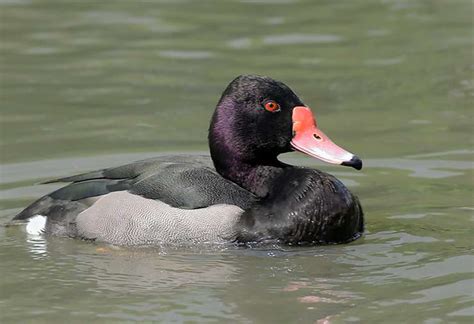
[208,75,362,173]
[209,75,304,163]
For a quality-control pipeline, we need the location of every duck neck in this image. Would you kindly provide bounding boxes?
[208,97,287,196]
[211,153,284,198]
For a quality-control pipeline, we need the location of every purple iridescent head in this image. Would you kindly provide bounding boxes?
[208,75,362,170]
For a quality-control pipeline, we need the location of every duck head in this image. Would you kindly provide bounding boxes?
[209,75,362,170]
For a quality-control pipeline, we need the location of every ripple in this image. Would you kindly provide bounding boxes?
[30,32,62,40]
[69,38,102,46]
[370,231,438,245]
[409,119,432,125]
[227,37,252,49]
[70,249,240,293]
[281,153,473,179]
[405,149,474,159]
[0,0,31,4]
[364,57,404,66]
[388,212,445,219]
[263,17,285,25]
[364,158,472,178]
[81,11,178,33]
[0,184,61,200]
[378,255,474,281]
[24,47,58,55]
[366,29,391,37]
[239,0,297,4]
[299,58,323,65]
[83,12,152,25]
[0,152,165,184]
[263,34,343,45]
[379,279,474,305]
[158,50,214,59]
[337,178,359,187]
[389,1,421,11]
[448,306,474,317]
[26,236,48,260]
[336,231,435,268]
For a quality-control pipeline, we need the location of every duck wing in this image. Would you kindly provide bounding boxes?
[14,155,256,221]
[43,154,213,184]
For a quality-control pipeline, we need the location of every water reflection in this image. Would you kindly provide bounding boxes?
[2,206,472,322]
[26,235,48,259]
[72,249,239,293]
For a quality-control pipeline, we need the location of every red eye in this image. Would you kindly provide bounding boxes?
[264,101,280,112]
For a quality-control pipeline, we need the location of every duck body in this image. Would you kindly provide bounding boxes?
[236,167,363,244]
[13,75,364,246]
[15,155,256,245]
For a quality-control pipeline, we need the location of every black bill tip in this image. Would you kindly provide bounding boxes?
[341,155,363,170]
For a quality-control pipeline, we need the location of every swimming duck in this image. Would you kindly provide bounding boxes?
[13,75,364,246]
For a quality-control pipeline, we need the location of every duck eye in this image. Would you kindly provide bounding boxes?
[264,101,280,112]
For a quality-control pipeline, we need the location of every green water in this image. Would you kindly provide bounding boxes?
[1,0,473,322]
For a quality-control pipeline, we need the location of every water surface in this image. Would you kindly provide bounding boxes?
[1,0,473,322]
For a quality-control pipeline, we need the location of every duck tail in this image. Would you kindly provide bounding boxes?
[13,196,56,221]
[13,196,86,222]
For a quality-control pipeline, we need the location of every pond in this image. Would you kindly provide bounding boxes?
[0,0,472,322]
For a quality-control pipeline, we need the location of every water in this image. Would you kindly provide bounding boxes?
[0,0,473,322]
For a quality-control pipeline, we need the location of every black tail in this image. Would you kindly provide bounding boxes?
[13,196,86,221]
[13,179,131,221]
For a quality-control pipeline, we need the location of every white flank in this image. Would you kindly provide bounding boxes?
[26,215,47,235]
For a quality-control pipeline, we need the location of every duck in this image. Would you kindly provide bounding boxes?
[12,75,364,246]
